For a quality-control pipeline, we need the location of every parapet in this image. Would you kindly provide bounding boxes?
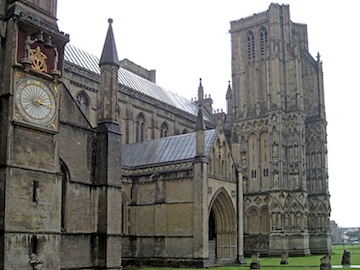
[119,58,156,83]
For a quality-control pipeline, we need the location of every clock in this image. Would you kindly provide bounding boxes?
[15,78,58,127]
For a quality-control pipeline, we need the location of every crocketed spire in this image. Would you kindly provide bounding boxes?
[99,18,119,67]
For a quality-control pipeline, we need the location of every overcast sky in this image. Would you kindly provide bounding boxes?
[57,0,359,228]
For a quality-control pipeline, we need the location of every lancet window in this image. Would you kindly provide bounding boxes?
[160,122,168,138]
[260,26,268,57]
[247,31,255,60]
[136,113,145,142]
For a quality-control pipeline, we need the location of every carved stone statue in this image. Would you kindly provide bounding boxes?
[303,214,308,229]
[24,35,37,59]
[271,213,276,230]
[273,172,279,188]
[273,144,278,158]
[53,47,59,71]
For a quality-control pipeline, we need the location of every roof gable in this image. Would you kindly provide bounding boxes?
[59,85,93,129]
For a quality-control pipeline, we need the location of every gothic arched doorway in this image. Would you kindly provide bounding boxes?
[208,188,237,265]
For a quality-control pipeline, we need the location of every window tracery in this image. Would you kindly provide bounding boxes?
[260,26,268,57]
[247,31,255,60]
[76,91,89,115]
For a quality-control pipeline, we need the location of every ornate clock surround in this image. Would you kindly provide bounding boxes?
[11,16,69,131]
[16,18,67,77]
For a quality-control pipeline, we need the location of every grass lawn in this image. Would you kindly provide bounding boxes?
[141,244,360,270]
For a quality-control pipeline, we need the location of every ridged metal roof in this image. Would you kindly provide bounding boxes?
[64,43,214,122]
[121,129,217,168]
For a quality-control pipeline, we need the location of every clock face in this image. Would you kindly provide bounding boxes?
[15,78,57,127]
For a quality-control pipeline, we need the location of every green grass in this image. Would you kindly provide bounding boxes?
[140,245,360,270]
[332,244,360,265]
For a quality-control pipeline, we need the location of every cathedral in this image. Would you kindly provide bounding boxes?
[0,0,331,269]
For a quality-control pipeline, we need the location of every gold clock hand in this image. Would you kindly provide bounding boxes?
[38,96,53,102]
[35,100,53,109]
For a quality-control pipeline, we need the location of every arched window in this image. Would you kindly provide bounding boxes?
[248,208,260,234]
[160,122,168,138]
[248,134,257,180]
[260,208,270,233]
[247,31,255,60]
[215,139,221,175]
[136,114,145,143]
[76,91,89,114]
[260,26,268,58]
[260,132,269,178]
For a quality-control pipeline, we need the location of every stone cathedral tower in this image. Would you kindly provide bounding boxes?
[0,0,68,268]
[228,3,331,255]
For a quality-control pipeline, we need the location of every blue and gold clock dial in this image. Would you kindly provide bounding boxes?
[15,78,57,127]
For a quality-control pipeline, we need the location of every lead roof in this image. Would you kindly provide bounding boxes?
[121,129,217,168]
[64,44,215,124]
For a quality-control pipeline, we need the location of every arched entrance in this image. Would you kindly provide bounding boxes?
[208,188,237,265]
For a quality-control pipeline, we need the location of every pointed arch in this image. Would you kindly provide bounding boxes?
[247,30,255,60]
[314,200,326,214]
[221,141,226,176]
[248,133,258,192]
[246,207,259,234]
[269,198,283,231]
[75,90,90,115]
[160,121,168,138]
[313,200,329,230]
[260,26,268,57]
[210,136,233,179]
[286,194,305,211]
[136,113,146,142]
[208,188,237,263]
[284,196,305,230]
[260,207,270,234]
[269,197,282,211]
[215,138,221,175]
[260,131,269,189]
